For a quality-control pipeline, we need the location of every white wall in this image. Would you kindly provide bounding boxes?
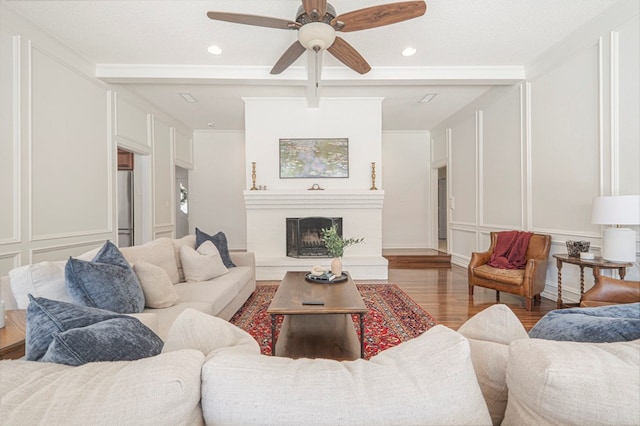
[0,6,192,276]
[243,97,383,191]
[189,131,247,250]
[431,1,640,303]
[382,131,431,251]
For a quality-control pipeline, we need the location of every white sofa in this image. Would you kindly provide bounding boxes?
[0,235,256,340]
[1,305,638,425]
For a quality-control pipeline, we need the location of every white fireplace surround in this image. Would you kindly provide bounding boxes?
[244,190,388,280]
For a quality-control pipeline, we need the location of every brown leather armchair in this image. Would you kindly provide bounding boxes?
[468,232,551,311]
[580,275,640,307]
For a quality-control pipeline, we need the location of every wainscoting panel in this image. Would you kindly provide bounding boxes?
[0,252,21,277]
[114,93,152,154]
[528,41,602,235]
[0,31,19,244]
[449,114,477,226]
[31,240,105,263]
[174,130,193,169]
[29,43,112,241]
[151,116,174,230]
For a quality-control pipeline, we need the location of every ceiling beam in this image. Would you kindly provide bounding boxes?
[95,64,525,86]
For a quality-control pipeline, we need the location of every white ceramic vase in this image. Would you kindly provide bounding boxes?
[331,257,343,276]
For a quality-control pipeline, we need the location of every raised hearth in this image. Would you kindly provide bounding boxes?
[244,190,387,280]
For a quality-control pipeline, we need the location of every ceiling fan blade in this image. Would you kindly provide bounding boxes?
[327,37,371,74]
[271,41,307,74]
[207,11,298,30]
[332,1,426,32]
[302,0,327,20]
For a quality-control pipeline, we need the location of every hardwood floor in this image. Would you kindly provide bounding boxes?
[258,264,557,331]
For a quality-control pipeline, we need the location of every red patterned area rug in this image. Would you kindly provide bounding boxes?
[229,284,438,360]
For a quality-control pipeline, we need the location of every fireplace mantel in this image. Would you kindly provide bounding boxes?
[244,190,385,209]
[244,189,387,280]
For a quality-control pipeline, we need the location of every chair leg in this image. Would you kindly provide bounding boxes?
[469,285,474,296]
[525,297,533,311]
[496,291,500,302]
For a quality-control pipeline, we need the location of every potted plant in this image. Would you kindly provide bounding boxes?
[321,225,364,276]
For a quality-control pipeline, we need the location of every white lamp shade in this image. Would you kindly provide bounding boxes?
[591,195,640,225]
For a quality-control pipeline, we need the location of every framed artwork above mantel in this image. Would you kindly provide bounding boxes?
[279,138,349,179]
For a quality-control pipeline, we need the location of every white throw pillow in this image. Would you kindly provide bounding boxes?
[457,304,529,425]
[0,350,205,426]
[119,238,181,284]
[180,241,228,282]
[8,261,73,309]
[133,260,179,309]
[201,325,491,426]
[172,234,196,282]
[503,338,640,426]
[163,308,260,356]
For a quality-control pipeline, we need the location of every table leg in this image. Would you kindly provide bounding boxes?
[619,267,627,280]
[579,265,586,301]
[359,313,365,359]
[270,314,277,356]
[556,258,563,308]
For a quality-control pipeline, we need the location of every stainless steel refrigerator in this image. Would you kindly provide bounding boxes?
[117,170,134,247]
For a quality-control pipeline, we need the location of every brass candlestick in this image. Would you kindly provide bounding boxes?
[250,162,258,190]
[370,162,378,190]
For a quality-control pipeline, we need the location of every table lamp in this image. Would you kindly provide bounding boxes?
[591,195,640,262]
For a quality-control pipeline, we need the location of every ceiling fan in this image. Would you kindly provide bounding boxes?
[207,1,427,75]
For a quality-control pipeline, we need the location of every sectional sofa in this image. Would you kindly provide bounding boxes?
[0,234,256,339]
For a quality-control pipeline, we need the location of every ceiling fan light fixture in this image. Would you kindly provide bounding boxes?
[298,22,336,51]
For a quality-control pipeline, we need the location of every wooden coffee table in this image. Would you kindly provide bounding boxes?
[267,271,367,360]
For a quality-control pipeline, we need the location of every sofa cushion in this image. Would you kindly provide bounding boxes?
[180,241,228,282]
[195,228,236,268]
[162,308,259,356]
[457,304,529,425]
[41,316,163,366]
[173,267,252,315]
[133,260,179,308]
[473,264,524,286]
[0,350,204,426]
[143,301,216,341]
[9,261,72,309]
[120,238,181,284]
[65,241,144,313]
[26,296,162,363]
[172,234,196,282]
[529,303,640,342]
[503,338,640,425]
[201,325,491,426]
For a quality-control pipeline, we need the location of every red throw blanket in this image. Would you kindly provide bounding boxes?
[487,231,533,270]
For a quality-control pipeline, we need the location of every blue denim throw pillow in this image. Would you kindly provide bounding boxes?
[195,228,236,268]
[41,317,163,366]
[65,241,145,313]
[529,303,640,343]
[26,295,162,363]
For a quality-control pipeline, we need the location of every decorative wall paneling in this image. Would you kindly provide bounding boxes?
[432,4,640,303]
[0,31,19,245]
[151,116,175,237]
[0,10,191,276]
[174,130,194,169]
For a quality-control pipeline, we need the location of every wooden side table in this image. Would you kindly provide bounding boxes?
[0,310,27,360]
[553,254,632,308]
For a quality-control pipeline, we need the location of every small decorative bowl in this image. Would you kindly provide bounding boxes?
[566,240,590,257]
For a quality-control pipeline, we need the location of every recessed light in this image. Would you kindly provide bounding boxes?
[207,122,214,128]
[419,93,437,103]
[207,44,222,55]
[402,47,416,57]
[179,93,198,103]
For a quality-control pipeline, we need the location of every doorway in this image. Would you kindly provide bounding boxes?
[437,166,447,252]
[175,166,189,238]
[117,149,135,247]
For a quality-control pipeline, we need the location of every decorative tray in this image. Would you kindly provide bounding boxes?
[304,272,348,284]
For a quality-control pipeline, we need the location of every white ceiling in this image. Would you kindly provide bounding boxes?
[2,0,622,131]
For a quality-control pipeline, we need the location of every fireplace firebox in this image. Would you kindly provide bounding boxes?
[286,217,342,258]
